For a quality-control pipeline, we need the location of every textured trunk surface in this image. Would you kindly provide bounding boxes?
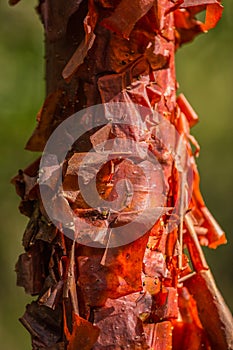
[11,0,233,349]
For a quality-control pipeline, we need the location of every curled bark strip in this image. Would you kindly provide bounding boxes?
[62,0,98,81]
[185,270,233,350]
[177,93,199,127]
[185,214,209,271]
[12,0,232,349]
[100,0,155,39]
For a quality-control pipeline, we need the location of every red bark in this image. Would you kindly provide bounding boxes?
[11,0,232,349]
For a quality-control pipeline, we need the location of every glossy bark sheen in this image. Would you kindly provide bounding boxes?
[11,0,233,349]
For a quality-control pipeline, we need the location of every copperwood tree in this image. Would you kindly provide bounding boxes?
[11,0,233,349]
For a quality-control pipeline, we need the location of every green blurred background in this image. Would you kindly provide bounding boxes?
[0,1,232,349]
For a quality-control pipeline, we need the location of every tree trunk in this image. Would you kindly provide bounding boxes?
[11,0,232,349]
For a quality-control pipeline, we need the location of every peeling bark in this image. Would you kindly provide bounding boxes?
[11,0,232,349]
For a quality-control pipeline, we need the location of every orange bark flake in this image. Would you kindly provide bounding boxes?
[12,0,232,349]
